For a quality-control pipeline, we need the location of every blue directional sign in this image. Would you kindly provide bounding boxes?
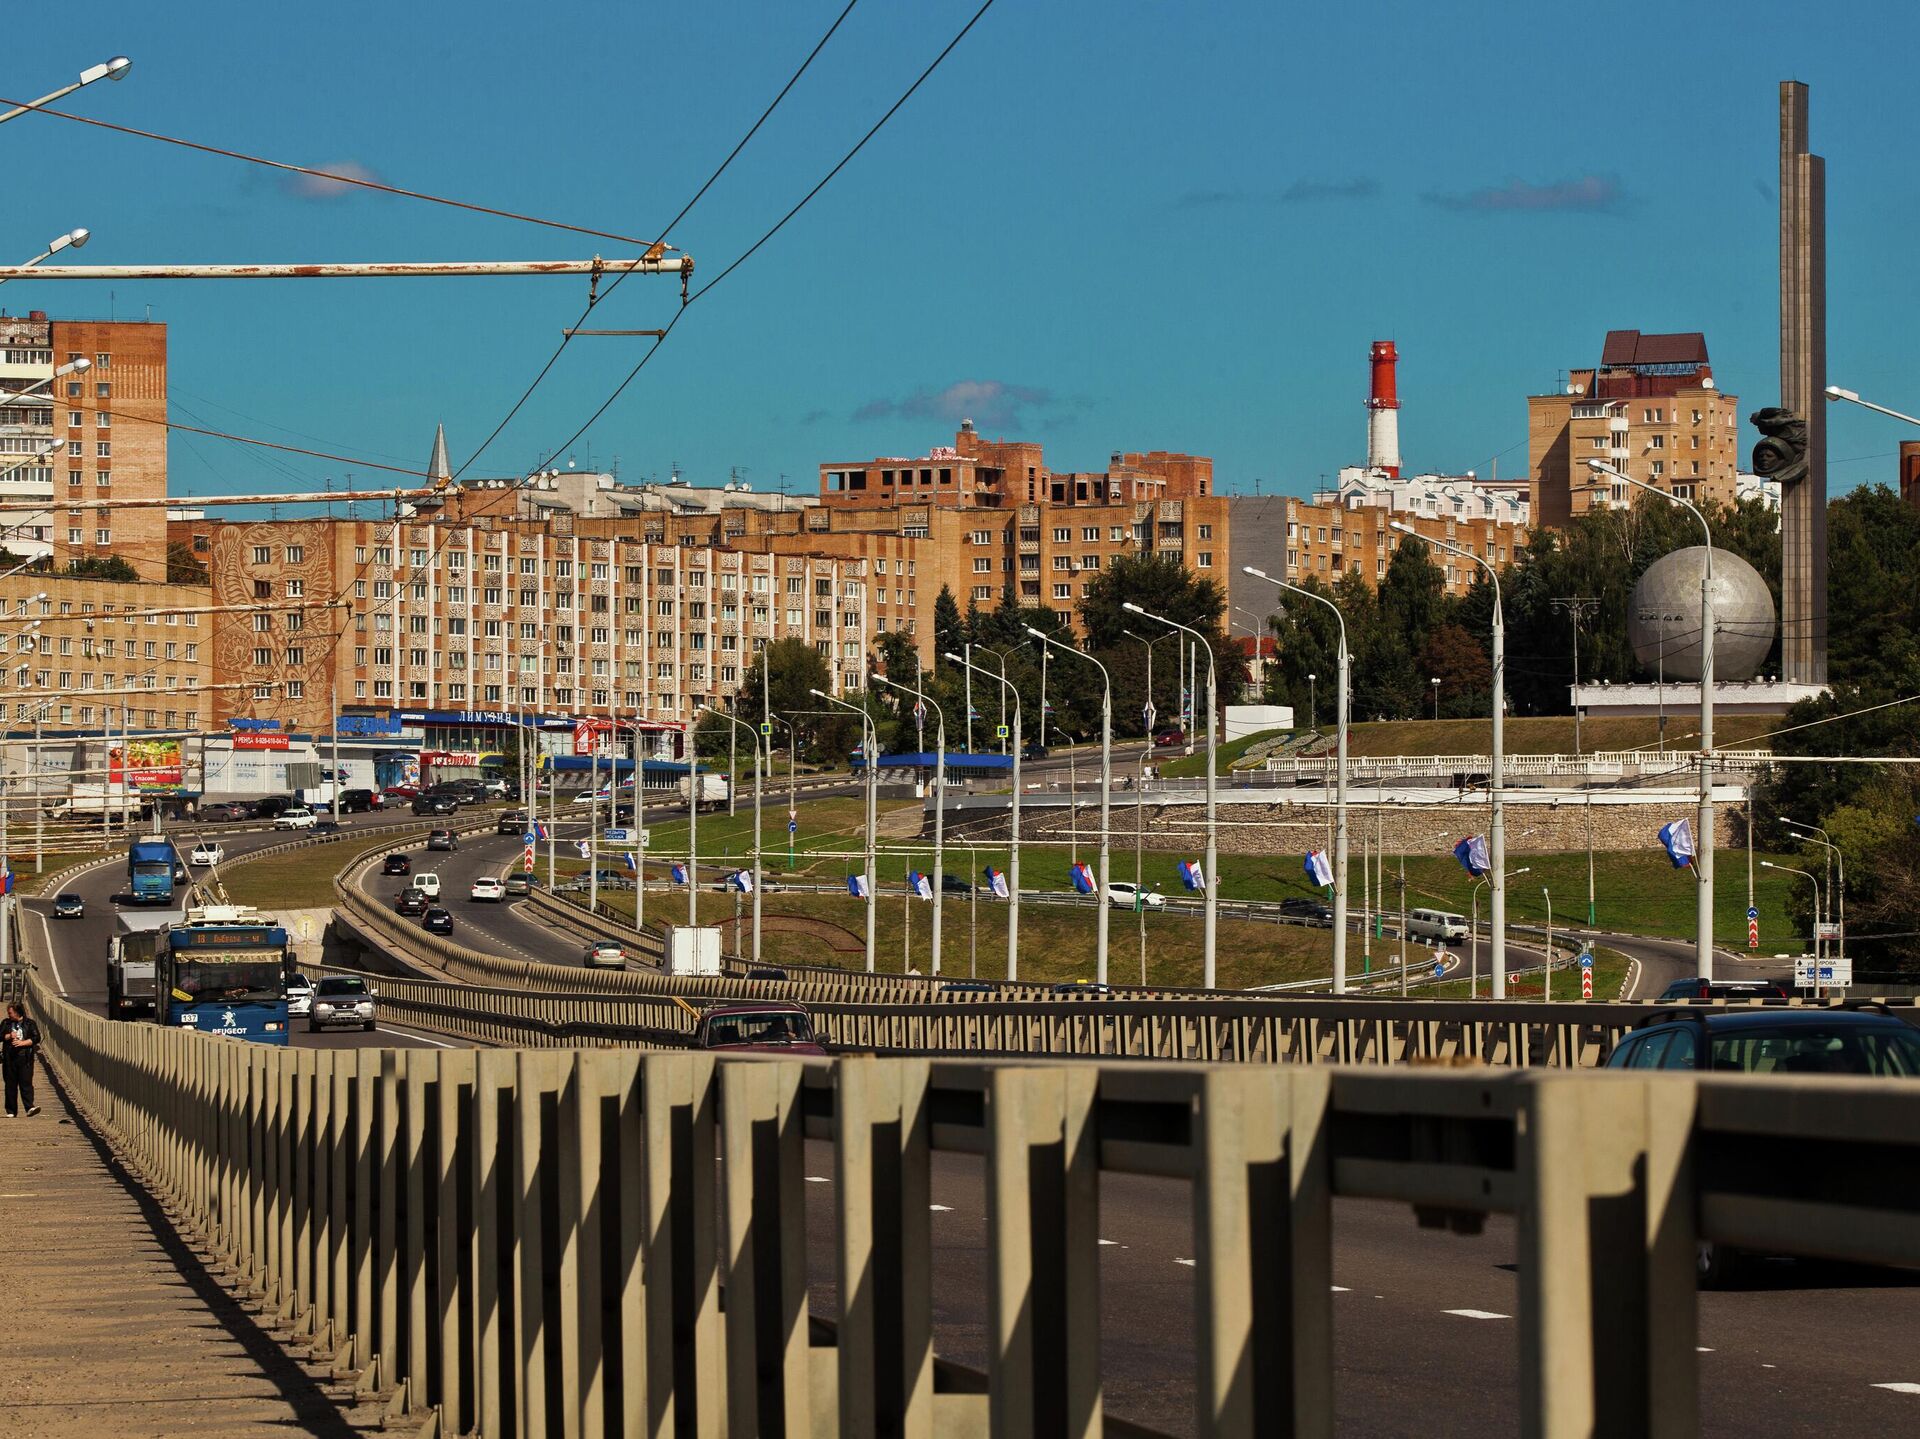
[1578,951,1594,969]
[996,724,1009,740]
[1746,906,1759,920]
[1431,960,1445,978]
[523,831,538,845]
[788,819,798,834]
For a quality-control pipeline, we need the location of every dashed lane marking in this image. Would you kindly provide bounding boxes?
[1332,1286,1351,1293]
[806,1176,830,1184]
[930,1204,953,1212]
[1871,1383,1920,1394]
[1443,1309,1511,1321]
[1173,1258,1195,1267]
[1098,1239,1118,1246]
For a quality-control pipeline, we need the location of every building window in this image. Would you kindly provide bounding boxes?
[1197,552,1213,567]
[96,442,110,458]
[1197,524,1213,540]
[94,353,110,369]
[1052,527,1070,543]
[96,528,111,545]
[286,544,304,563]
[96,411,110,428]
[1053,584,1073,599]
[1082,527,1099,542]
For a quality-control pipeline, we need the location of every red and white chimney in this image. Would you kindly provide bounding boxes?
[1366,340,1401,478]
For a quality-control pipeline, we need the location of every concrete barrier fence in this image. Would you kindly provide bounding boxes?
[29,969,1920,1437]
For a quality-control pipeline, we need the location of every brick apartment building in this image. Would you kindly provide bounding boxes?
[183,501,872,734]
[1528,330,1741,528]
[0,312,169,579]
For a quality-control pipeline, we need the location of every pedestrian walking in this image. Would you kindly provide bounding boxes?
[3,1000,41,1118]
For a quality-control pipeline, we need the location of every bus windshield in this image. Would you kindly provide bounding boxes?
[173,960,284,1003]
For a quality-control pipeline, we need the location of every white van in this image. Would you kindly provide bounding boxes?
[1407,908,1469,942]
[413,871,441,899]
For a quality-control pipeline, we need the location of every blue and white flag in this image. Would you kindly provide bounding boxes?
[985,865,1010,899]
[908,870,933,901]
[728,869,753,893]
[1069,861,1096,895]
[623,852,639,873]
[576,840,592,860]
[670,861,688,885]
[847,873,871,899]
[1453,834,1491,877]
[1178,859,1206,892]
[1658,818,1696,870]
[1304,849,1334,888]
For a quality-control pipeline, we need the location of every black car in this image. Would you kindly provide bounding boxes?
[426,783,471,807]
[941,873,974,894]
[426,829,458,852]
[1280,897,1335,926]
[421,906,455,936]
[1022,741,1050,761]
[251,794,295,819]
[497,810,529,836]
[937,981,998,995]
[412,795,457,817]
[746,966,790,982]
[382,853,412,876]
[337,788,378,814]
[394,889,429,916]
[315,819,343,835]
[52,892,84,919]
[1654,978,1790,1002]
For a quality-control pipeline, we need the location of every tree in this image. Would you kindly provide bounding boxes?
[166,541,209,585]
[933,585,966,661]
[64,555,137,582]
[1418,622,1492,717]
[1077,553,1226,650]
[735,638,831,729]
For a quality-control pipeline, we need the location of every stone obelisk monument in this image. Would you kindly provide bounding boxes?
[1779,81,1828,684]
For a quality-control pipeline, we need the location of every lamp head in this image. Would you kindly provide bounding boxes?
[808,687,828,700]
[50,228,89,254]
[1387,520,1414,536]
[79,56,133,86]
[1121,602,1144,615]
[1825,384,1857,403]
[1023,625,1047,641]
[942,651,964,665]
[1242,565,1268,579]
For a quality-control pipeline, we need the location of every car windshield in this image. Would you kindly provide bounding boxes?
[707,1012,814,1046]
[288,974,311,989]
[1710,1024,1920,1076]
[316,977,368,997]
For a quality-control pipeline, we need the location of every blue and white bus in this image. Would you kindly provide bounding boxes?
[156,905,293,1045]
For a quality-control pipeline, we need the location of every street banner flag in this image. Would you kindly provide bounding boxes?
[847,873,870,899]
[670,862,688,885]
[1658,818,1696,870]
[1043,701,1055,714]
[729,869,754,894]
[1304,849,1334,888]
[1069,861,1096,894]
[1453,834,1491,877]
[1178,860,1206,892]
[909,870,933,901]
[623,852,639,872]
[985,865,1010,899]
[576,840,592,860]
[968,706,981,720]
[532,820,550,841]
[4,869,15,895]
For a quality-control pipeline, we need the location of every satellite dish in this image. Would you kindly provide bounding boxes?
[1568,383,1585,395]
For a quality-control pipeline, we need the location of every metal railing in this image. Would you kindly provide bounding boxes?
[29,970,1920,1437]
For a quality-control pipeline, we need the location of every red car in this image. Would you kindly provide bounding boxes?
[1152,729,1187,748]
[381,784,419,802]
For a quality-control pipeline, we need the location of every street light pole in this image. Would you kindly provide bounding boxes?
[700,705,762,964]
[1124,628,1174,736]
[1243,568,1351,993]
[812,689,878,972]
[0,56,131,127]
[1785,822,1845,971]
[1470,867,1530,998]
[0,228,89,290]
[1393,522,1507,997]
[1588,460,1715,979]
[1542,886,1554,1001]
[1762,860,1822,984]
[1122,602,1219,988]
[1028,627,1113,986]
[877,676,947,976]
[946,652,1023,980]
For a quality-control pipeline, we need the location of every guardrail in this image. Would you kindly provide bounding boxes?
[1259,749,1774,781]
[30,970,1920,1437]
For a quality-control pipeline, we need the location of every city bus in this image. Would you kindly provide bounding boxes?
[155,905,293,1045]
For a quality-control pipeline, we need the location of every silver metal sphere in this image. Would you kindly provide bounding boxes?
[1628,546,1775,682]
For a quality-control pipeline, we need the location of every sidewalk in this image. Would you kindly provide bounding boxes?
[0,1064,385,1437]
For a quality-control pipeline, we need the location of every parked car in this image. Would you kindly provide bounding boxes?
[1280,897,1335,926]
[382,785,420,803]
[337,788,379,813]
[426,828,458,852]
[252,794,296,820]
[412,871,441,899]
[585,940,626,969]
[1152,729,1188,748]
[497,810,529,836]
[1607,1006,1920,1285]
[421,906,455,936]
[469,875,505,902]
[691,1001,827,1055]
[285,973,314,1017]
[412,795,457,817]
[394,889,429,916]
[503,872,540,897]
[197,802,249,823]
[310,974,376,1032]
[273,807,318,831]
[1105,881,1165,911]
[52,892,84,919]
[1655,978,1791,1002]
[189,842,224,866]
[381,852,412,877]
[426,784,471,808]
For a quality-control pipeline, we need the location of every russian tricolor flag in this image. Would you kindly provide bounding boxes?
[1453,834,1490,877]
[1178,860,1206,892]
[1303,849,1334,888]
[670,862,688,885]
[908,871,932,900]
[1069,861,1095,895]
[729,869,754,894]
[532,819,549,841]
[984,866,1010,899]
[847,873,870,899]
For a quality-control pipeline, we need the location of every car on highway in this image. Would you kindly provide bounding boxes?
[746,966,790,982]
[572,789,609,807]
[937,981,997,996]
[412,871,441,899]
[382,784,419,803]
[52,892,84,919]
[412,795,457,817]
[1406,907,1470,942]
[189,842,224,867]
[1280,897,1335,926]
[941,873,974,894]
[336,788,380,813]
[691,1001,827,1055]
[1022,740,1050,762]
[285,973,314,1017]
[394,888,429,916]
[315,820,344,836]
[1050,980,1113,994]
[1654,978,1791,1002]
[309,975,376,1032]
[1152,728,1187,748]
[197,801,250,823]
[585,940,626,969]
[273,807,318,831]
[421,906,455,936]
[382,852,412,876]
[497,810,529,836]
[426,828,458,852]
[470,875,505,902]
[503,872,540,897]
[1105,881,1165,911]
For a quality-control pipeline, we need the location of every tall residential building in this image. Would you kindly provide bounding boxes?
[1527,330,1741,529]
[0,312,169,579]
[196,509,872,734]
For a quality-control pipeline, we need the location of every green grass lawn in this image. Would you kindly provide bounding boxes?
[220,832,409,911]
[1339,714,1781,758]
[1161,729,1292,778]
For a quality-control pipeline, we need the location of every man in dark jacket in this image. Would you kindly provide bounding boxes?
[3,1001,41,1117]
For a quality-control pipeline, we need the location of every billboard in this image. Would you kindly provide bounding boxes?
[573,718,617,757]
[110,738,186,794]
[232,733,290,752]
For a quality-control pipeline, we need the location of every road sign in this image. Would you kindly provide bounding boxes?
[636,829,651,849]
[1578,951,1593,969]
[1816,921,1843,941]
[759,722,772,737]
[1748,918,1760,950]
[1794,956,1853,987]
[1581,969,1594,999]
[1431,959,1445,978]
[995,724,1009,740]
[1746,906,1759,921]
[788,819,798,834]
[522,845,535,873]
[523,831,538,845]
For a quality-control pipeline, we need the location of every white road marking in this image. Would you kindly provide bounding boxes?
[35,911,69,996]
[1173,1258,1195,1267]
[1871,1383,1920,1395]
[1443,1309,1511,1321]
[930,1204,953,1212]
[378,1025,462,1050]
[806,1176,830,1184]
[1098,1239,1118,1246]
[1761,1364,1776,1370]
[1332,1286,1351,1293]
[1697,1347,1714,1354]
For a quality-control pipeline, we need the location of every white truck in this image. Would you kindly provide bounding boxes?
[46,783,142,821]
[108,909,182,1019]
[677,773,731,812]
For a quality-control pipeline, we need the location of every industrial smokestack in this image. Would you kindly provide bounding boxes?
[1366,340,1401,478]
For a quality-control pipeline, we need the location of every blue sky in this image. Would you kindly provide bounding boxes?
[9,0,1920,502]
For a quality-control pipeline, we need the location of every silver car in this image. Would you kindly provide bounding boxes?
[309,975,376,1032]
